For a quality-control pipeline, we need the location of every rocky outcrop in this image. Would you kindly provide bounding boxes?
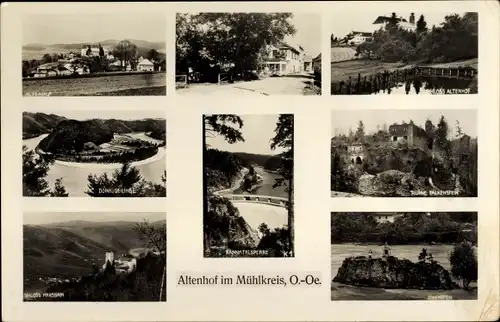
[357,170,428,197]
[333,255,455,290]
[205,195,259,250]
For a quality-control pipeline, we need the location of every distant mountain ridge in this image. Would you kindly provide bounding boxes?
[24,39,165,50]
[22,39,166,61]
[23,112,67,139]
[22,112,166,152]
[23,219,165,282]
[233,151,285,172]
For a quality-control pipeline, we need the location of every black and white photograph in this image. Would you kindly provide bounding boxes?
[331,212,478,300]
[22,110,166,197]
[203,114,294,257]
[176,13,321,96]
[329,11,478,95]
[22,14,166,96]
[331,109,478,197]
[23,212,167,301]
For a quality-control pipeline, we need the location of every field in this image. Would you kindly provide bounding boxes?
[331,244,478,300]
[23,73,166,96]
[331,47,358,63]
[331,58,478,83]
[331,59,405,83]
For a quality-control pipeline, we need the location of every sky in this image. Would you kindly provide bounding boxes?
[24,212,166,225]
[27,109,165,121]
[284,13,322,57]
[206,114,287,155]
[23,14,166,45]
[331,109,477,138]
[330,11,470,38]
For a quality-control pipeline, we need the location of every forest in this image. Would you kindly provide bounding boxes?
[356,12,478,64]
[331,212,477,245]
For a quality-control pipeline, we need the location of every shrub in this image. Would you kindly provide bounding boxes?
[449,241,477,290]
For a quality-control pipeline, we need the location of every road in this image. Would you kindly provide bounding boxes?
[177,74,316,96]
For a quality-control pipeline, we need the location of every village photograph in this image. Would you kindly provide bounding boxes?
[331,109,478,197]
[176,13,321,96]
[22,109,166,197]
[203,114,294,257]
[331,212,478,301]
[23,211,167,301]
[329,11,478,95]
[22,14,166,96]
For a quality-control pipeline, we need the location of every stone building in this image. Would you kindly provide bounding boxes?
[388,122,428,150]
[346,143,366,164]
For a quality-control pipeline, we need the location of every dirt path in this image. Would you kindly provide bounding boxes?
[178,74,316,96]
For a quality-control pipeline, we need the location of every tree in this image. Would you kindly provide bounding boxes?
[449,241,477,290]
[418,248,428,262]
[50,178,69,197]
[435,115,450,154]
[86,163,165,197]
[270,114,294,256]
[103,260,116,276]
[424,119,436,149]
[133,219,167,301]
[416,14,428,34]
[455,120,464,138]
[22,145,68,197]
[355,120,365,142]
[112,40,138,70]
[98,44,104,57]
[204,115,244,144]
[41,54,52,64]
[22,60,31,77]
[148,49,159,62]
[203,114,245,253]
[134,220,166,261]
[387,12,399,30]
[177,13,296,75]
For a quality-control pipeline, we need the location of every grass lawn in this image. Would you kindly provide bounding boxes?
[331,58,478,83]
[83,86,166,96]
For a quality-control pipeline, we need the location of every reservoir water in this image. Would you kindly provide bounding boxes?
[23,134,166,197]
[232,166,287,199]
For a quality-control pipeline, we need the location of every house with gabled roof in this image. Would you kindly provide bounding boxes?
[259,42,305,75]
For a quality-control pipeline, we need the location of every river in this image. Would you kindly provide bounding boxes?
[232,166,287,199]
[23,134,166,197]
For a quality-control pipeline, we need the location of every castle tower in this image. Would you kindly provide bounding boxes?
[409,13,415,24]
[105,251,114,265]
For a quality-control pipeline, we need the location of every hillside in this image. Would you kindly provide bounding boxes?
[23,220,164,282]
[41,252,166,301]
[38,119,115,153]
[233,152,283,171]
[22,112,67,139]
[34,117,166,153]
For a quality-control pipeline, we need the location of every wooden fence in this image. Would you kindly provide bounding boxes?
[217,73,232,85]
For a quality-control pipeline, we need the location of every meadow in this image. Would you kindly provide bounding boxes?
[23,73,166,96]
